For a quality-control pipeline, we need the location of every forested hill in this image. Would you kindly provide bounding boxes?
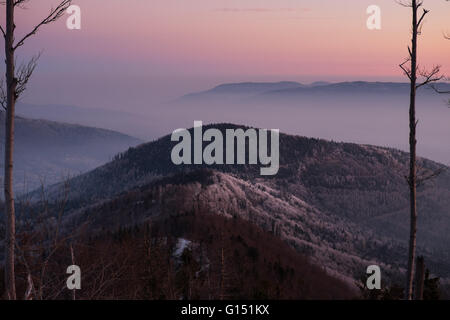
[35,123,450,284]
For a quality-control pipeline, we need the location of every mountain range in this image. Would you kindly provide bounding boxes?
[171,81,450,166]
[8,81,450,296]
[31,123,450,290]
[180,81,450,102]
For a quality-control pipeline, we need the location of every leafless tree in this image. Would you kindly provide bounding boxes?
[431,1,450,104]
[1,0,72,300]
[398,0,444,300]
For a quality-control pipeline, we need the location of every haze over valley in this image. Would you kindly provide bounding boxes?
[18,81,450,165]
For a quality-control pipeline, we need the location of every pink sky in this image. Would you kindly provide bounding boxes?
[1,0,449,110]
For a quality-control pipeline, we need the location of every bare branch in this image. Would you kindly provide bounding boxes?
[14,0,30,8]
[416,65,444,89]
[417,166,445,186]
[396,1,414,8]
[13,0,72,50]
[15,53,41,99]
[0,78,7,110]
[0,25,6,38]
[430,79,450,106]
[417,8,429,30]
[396,0,424,9]
[430,82,450,95]
[400,58,412,80]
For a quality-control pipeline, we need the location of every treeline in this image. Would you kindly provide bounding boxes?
[0,211,355,300]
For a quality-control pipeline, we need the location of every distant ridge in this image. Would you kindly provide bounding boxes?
[178,81,450,102]
[16,103,154,140]
[180,81,303,100]
[0,111,142,192]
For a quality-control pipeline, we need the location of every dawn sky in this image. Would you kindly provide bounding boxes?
[1,0,449,112]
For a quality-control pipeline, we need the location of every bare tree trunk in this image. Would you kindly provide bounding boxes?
[3,0,17,300]
[2,0,71,300]
[414,256,425,300]
[405,0,418,301]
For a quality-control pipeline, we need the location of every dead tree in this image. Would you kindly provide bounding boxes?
[430,28,449,104]
[1,0,72,300]
[414,256,425,300]
[398,0,444,300]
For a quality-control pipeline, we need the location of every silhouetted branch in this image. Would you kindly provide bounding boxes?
[396,0,423,9]
[14,0,72,50]
[417,9,429,30]
[400,58,412,80]
[416,65,444,89]
[0,0,32,9]
[417,166,445,187]
[14,0,29,8]
[0,78,7,110]
[15,53,41,99]
[396,1,429,32]
[430,82,450,95]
